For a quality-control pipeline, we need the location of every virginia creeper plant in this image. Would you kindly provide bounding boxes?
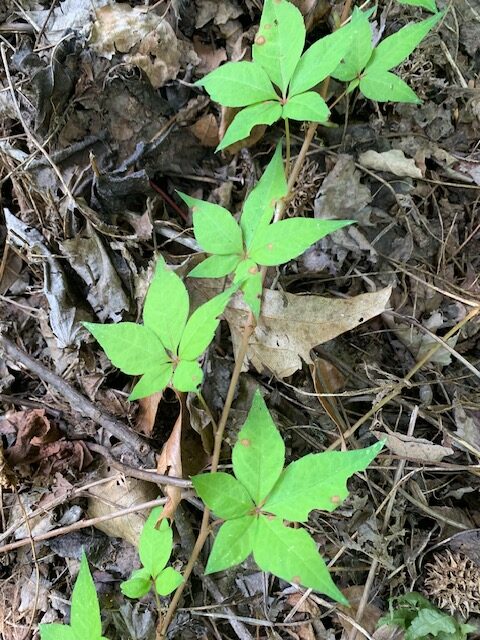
[74,0,446,636]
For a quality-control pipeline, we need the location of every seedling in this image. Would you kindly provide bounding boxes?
[378,593,476,640]
[192,391,383,601]
[181,143,352,317]
[121,507,183,599]
[39,553,108,640]
[84,258,235,400]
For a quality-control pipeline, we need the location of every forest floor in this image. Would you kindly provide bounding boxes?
[0,0,480,639]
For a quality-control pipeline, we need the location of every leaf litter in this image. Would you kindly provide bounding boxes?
[0,0,480,637]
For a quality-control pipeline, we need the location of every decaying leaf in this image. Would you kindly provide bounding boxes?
[374,428,454,463]
[453,404,480,454]
[358,149,422,179]
[190,280,391,378]
[337,585,383,636]
[156,396,183,520]
[190,113,220,147]
[136,392,163,437]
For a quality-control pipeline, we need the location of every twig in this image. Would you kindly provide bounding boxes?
[0,333,149,457]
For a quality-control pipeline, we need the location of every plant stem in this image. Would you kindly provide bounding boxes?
[284,117,291,177]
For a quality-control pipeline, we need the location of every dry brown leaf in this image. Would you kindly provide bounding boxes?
[374,428,453,462]
[337,585,383,637]
[358,149,422,179]
[190,113,220,148]
[311,357,347,431]
[136,392,162,436]
[190,284,391,379]
[156,395,183,520]
[193,36,227,74]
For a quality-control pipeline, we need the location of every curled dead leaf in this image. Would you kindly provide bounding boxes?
[156,395,183,520]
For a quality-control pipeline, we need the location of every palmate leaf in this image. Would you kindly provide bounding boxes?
[138,507,172,577]
[289,27,353,96]
[263,441,384,522]
[248,218,353,266]
[241,141,287,247]
[366,12,443,72]
[282,92,330,123]
[178,192,243,256]
[252,0,305,95]
[129,363,173,401]
[192,472,254,519]
[188,254,241,278]
[178,287,233,360]
[172,359,203,392]
[253,516,348,604]
[360,71,421,103]
[205,516,257,574]
[70,554,103,639]
[143,258,189,353]
[217,101,282,151]
[331,8,373,82]
[232,390,285,504]
[195,60,278,107]
[83,322,169,375]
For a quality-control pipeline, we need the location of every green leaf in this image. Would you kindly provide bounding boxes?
[331,8,373,81]
[263,441,383,522]
[178,288,233,360]
[70,553,103,639]
[205,516,257,574]
[178,192,243,255]
[360,71,421,103]
[252,0,305,94]
[241,141,287,247]
[84,322,169,376]
[241,271,263,318]
[395,0,437,14]
[406,609,456,640]
[172,359,203,392]
[129,363,173,401]
[289,27,353,96]
[188,254,241,278]
[282,92,330,122]
[120,568,152,599]
[217,101,283,151]
[366,13,443,72]
[39,625,76,640]
[232,390,285,504]
[143,259,189,353]
[139,507,173,577]
[196,60,278,106]
[155,567,184,596]
[248,218,353,266]
[253,515,348,603]
[192,472,254,519]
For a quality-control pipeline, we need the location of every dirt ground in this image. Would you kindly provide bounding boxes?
[0,0,480,639]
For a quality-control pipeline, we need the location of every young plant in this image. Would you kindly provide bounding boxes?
[121,506,183,599]
[332,7,443,103]
[196,0,352,150]
[180,143,352,317]
[84,258,235,400]
[40,553,108,640]
[378,593,476,640]
[192,391,383,602]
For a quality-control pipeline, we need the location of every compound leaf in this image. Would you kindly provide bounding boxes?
[289,27,353,96]
[143,259,189,353]
[253,516,348,603]
[155,567,184,596]
[232,390,285,504]
[188,254,241,278]
[84,323,169,376]
[241,270,263,318]
[70,553,103,639]
[217,101,282,151]
[129,363,173,401]
[253,0,305,94]
[263,441,383,522]
[178,192,243,256]
[406,609,456,640]
[282,91,330,122]
[241,141,287,247]
[248,218,353,266]
[172,359,203,392]
[366,12,443,72]
[39,625,76,640]
[331,8,373,81]
[120,568,151,599]
[178,288,233,360]
[196,61,278,107]
[192,472,254,519]
[139,507,173,578]
[206,516,257,574]
[360,71,421,103]
[395,0,437,14]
